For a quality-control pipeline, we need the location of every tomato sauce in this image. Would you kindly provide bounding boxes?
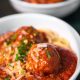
[24,0,64,4]
[26,44,77,80]
[0,27,77,80]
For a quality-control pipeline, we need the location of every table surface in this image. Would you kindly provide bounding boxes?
[0,0,80,80]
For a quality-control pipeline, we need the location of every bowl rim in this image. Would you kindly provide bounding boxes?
[10,0,78,8]
[0,13,80,80]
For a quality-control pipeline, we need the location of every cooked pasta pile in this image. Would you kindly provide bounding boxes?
[41,30,70,48]
[0,26,77,80]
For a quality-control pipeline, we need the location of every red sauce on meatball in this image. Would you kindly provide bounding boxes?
[26,43,77,80]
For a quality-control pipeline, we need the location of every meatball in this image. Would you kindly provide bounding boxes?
[26,43,61,76]
[10,26,48,51]
[16,26,48,43]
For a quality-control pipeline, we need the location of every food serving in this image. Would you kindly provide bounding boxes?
[0,26,77,80]
[24,0,64,4]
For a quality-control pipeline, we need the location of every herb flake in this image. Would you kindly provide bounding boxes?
[4,77,10,80]
[46,50,51,59]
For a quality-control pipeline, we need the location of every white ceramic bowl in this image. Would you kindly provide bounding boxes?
[0,13,80,80]
[9,0,79,17]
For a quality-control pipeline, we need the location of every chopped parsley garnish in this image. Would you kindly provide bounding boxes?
[8,63,13,68]
[18,42,27,55]
[6,34,17,45]
[6,39,11,45]
[15,53,20,61]
[4,77,10,80]
[11,34,17,40]
[46,50,51,59]
[15,40,31,62]
[15,42,27,62]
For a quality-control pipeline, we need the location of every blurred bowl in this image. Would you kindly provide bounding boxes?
[9,0,79,17]
[0,13,80,79]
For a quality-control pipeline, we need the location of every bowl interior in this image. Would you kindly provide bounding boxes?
[0,13,80,80]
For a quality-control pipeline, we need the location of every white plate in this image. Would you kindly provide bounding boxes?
[0,13,80,80]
